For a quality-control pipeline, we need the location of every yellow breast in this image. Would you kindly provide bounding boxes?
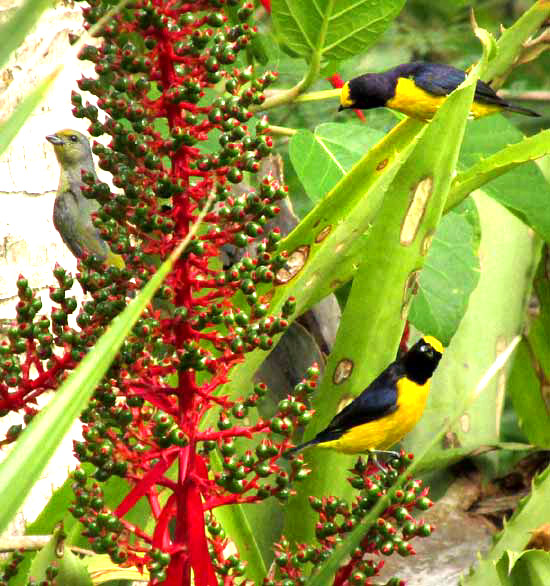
[319,377,431,454]
[386,77,500,121]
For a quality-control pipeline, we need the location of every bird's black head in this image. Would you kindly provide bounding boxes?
[339,73,396,111]
[403,336,443,385]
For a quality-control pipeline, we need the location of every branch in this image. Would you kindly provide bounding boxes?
[498,89,550,102]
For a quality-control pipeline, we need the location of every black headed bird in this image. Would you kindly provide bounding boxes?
[339,62,540,120]
[286,336,444,456]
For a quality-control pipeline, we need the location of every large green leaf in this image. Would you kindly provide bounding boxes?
[409,199,481,346]
[289,123,385,202]
[284,53,480,547]
[271,0,405,61]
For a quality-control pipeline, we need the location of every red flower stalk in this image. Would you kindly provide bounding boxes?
[2,1,308,584]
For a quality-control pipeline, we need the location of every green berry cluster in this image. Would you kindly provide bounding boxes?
[267,454,433,586]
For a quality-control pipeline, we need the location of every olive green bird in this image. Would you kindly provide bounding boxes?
[46,129,124,269]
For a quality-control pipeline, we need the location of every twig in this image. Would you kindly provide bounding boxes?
[499,90,550,102]
[267,124,297,137]
[0,535,94,555]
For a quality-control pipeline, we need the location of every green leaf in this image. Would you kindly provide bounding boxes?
[448,119,550,241]
[289,123,385,202]
[285,53,481,547]
[0,0,52,70]
[496,550,550,586]
[29,528,92,586]
[0,71,59,156]
[271,0,405,61]
[409,199,481,346]
[461,465,550,584]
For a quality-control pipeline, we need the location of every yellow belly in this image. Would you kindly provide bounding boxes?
[387,77,500,121]
[319,377,431,454]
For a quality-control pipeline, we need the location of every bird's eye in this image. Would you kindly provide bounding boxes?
[69,135,78,142]
[420,343,433,355]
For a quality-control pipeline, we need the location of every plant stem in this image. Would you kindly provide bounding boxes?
[498,90,550,101]
[268,124,297,136]
[253,0,334,112]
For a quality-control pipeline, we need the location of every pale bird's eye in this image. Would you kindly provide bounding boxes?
[69,135,78,142]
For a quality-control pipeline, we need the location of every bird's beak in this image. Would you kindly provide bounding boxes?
[46,134,64,145]
[338,105,345,112]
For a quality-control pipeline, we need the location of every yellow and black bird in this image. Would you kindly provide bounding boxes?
[46,129,124,269]
[286,336,444,456]
[339,62,540,121]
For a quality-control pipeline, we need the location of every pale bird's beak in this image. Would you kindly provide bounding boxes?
[46,134,64,145]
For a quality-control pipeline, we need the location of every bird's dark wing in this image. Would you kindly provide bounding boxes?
[413,64,506,107]
[324,363,401,435]
[412,64,467,96]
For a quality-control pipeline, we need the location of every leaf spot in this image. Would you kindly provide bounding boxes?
[275,245,309,284]
[376,158,389,171]
[315,225,332,243]
[333,358,354,384]
[401,270,420,318]
[401,176,433,246]
[421,231,434,256]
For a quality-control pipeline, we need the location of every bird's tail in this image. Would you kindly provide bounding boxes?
[507,103,541,117]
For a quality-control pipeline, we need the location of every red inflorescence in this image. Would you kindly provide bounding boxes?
[1,1,309,585]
